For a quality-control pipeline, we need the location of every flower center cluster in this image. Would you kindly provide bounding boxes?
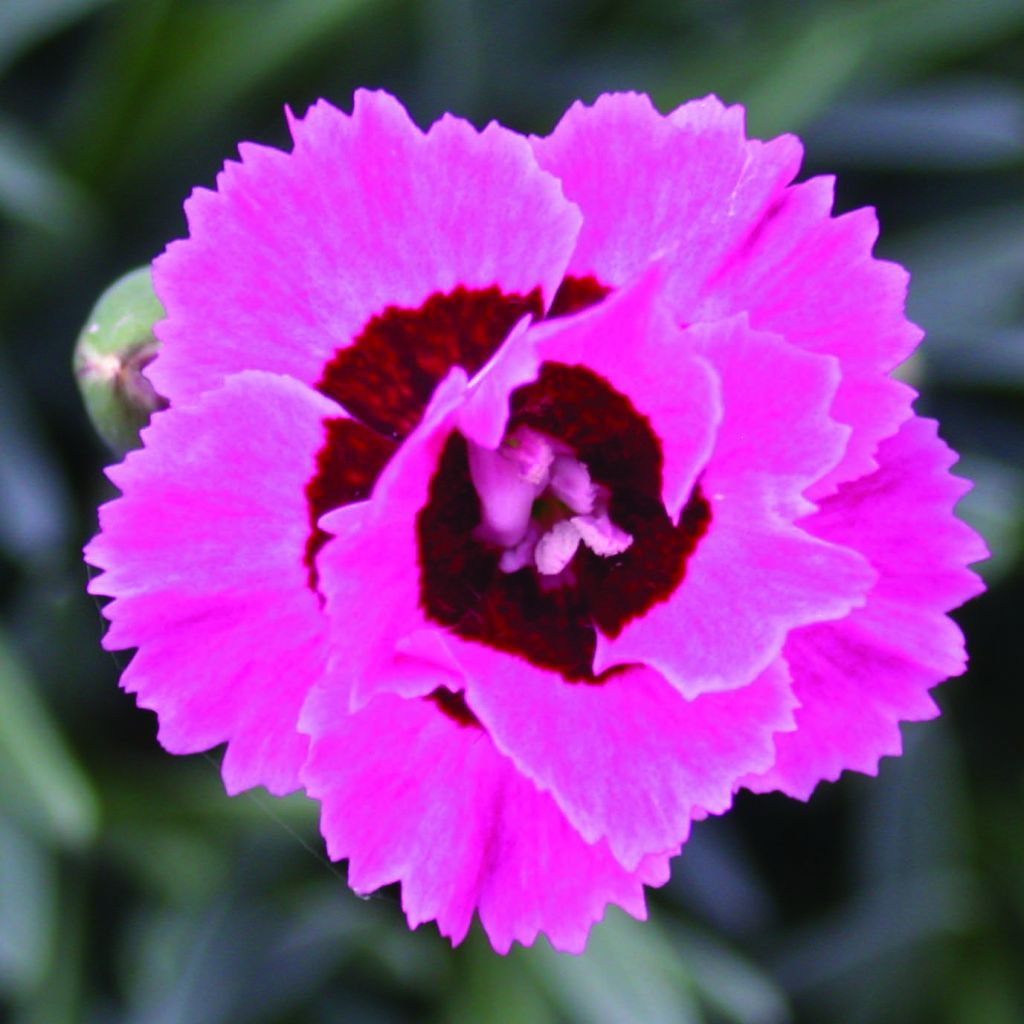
[303,281,712,684]
[417,362,712,682]
[469,427,633,579]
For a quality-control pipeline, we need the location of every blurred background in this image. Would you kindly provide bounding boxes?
[1,1,1022,1021]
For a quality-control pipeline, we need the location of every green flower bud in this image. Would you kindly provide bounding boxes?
[73,266,168,455]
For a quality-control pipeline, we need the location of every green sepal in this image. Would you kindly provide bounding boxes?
[73,265,168,455]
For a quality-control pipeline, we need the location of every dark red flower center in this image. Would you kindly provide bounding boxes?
[300,277,709,712]
[416,363,711,682]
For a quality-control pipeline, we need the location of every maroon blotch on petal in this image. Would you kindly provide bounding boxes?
[316,286,544,440]
[429,687,481,728]
[304,418,397,588]
[547,275,611,319]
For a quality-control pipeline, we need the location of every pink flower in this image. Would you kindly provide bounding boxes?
[85,91,986,953]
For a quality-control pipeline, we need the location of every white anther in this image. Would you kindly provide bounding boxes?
[534,520,582,576]
[571,513,633,558]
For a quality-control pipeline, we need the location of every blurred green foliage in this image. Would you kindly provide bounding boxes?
[1,1,1021,1021]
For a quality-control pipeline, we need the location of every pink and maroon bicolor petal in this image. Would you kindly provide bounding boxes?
[85,371,344,795]
[314,368,473,710]
[300,688,670,953]
[149,89,581,406]
[745,417,987,798]
[593,315,877,696]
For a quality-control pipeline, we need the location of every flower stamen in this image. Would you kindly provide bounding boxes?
[469,426,634,578]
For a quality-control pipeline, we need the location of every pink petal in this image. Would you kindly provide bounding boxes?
[696,176,921,495]
[747,417,987,798]
[150,90,581,405]
[316,369,471,710]
[446,645,796,870]
[531,93,801,312]
[594,315,877,695]
[467,439,545,547]
[300,690,670,953]
[806,417,987,610]
[529,264,722,519]
[85,372,339,794]
[458,316,539,449]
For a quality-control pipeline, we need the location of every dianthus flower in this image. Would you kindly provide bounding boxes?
[85,91,986,953]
